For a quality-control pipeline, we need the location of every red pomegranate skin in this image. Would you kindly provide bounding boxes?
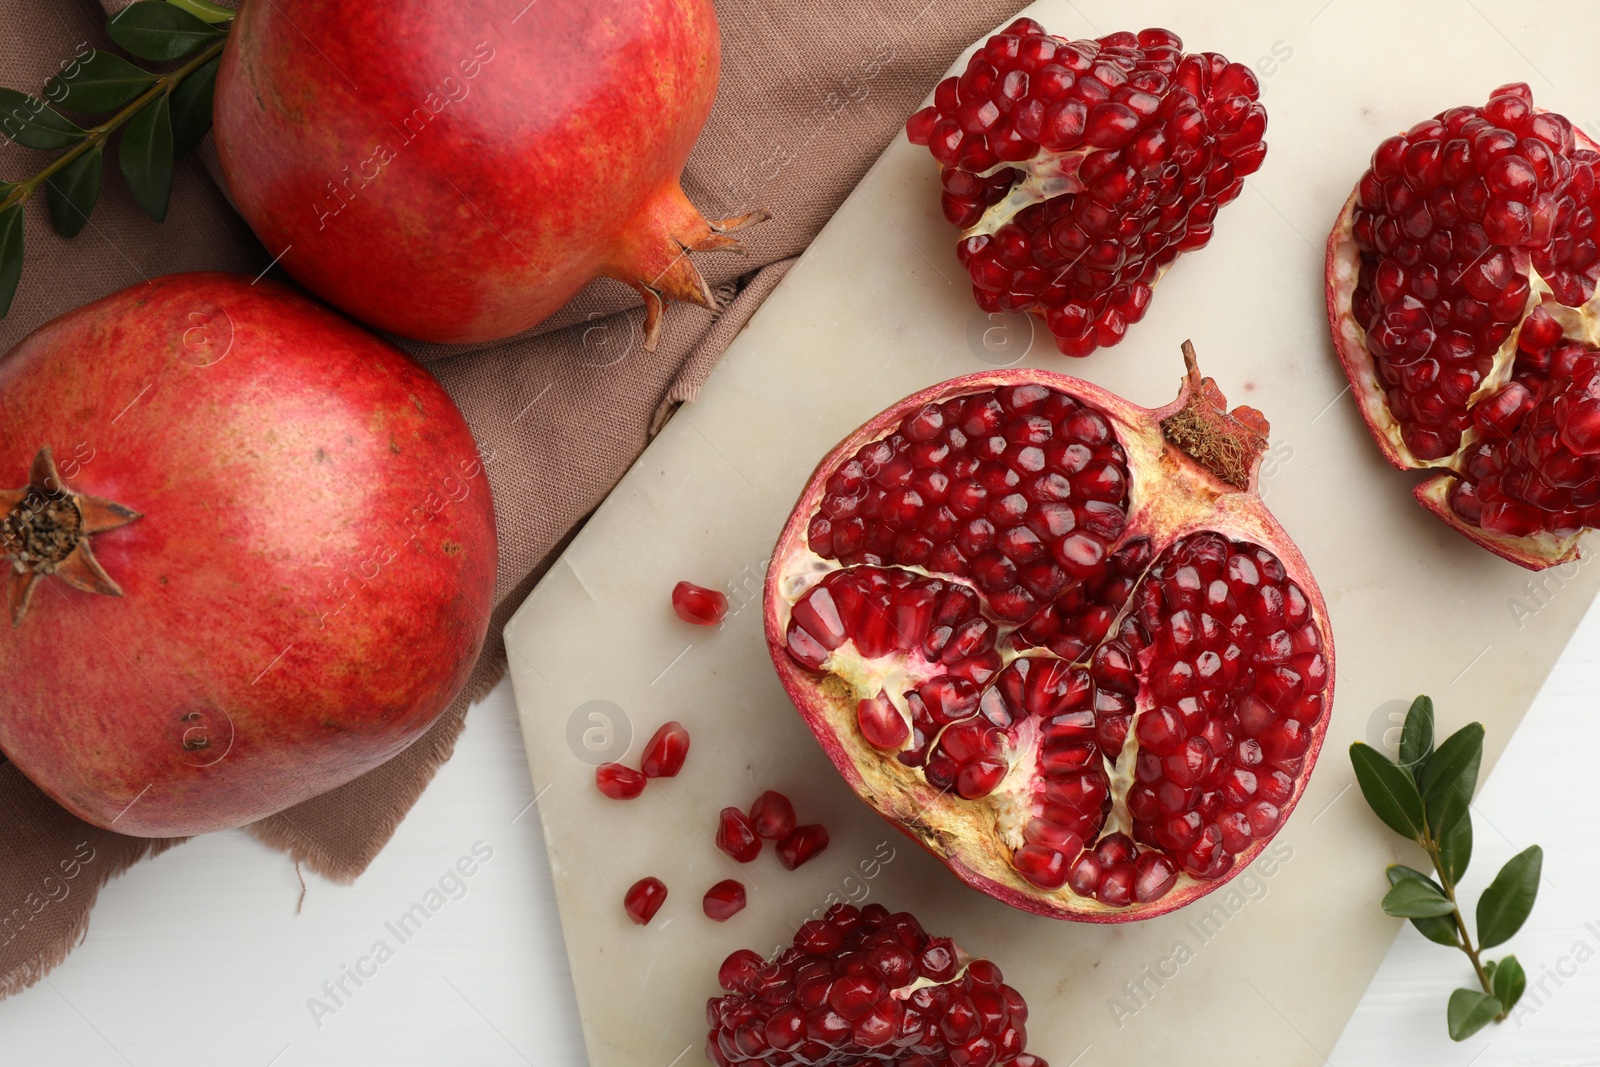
[0,273,497,837]
[212,0,723,345]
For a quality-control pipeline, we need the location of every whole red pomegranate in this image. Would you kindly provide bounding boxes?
[907,21,1267,356]
[212,0,759,350]
[0,273,496,836]
[1327,83,1600,568]
[709,902,1046,1067]
[764,345,1333,920]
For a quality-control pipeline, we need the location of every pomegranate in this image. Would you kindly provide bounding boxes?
[674,580,730,625]
[906,21,1267,356]
[641,721,691,778]
[708,902,1046,1067]
[763,345,1333,919]
[0,273,496,837]
[211,0,763,351]
[748,789,797,840]
[775,825,830,871]
[625,876,668,926]
[1327,84,1600,568]
[702,879,747,922]
[596,762,647,800]
[717,806,762,863]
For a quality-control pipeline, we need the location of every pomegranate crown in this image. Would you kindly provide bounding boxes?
[1160,340,1270,491]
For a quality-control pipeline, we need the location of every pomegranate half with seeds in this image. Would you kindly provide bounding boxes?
[1327,83,1600,568]
[764,346,1333,919]
[907,21,1267,356]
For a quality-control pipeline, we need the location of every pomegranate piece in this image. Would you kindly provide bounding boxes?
[717,807,762,863]
[776,825,830,870]
[595,763,647,800]
[748,790,798,840]
[764,345,1334,920]
[1327,83,1600,569]
[672,580,729,625]
[703,879,748,922]
[640,721,691,778]
[907,20,1267,357]
[624,876,669,926]
[707,902,1047,1067]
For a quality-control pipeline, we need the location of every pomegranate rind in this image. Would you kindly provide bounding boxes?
[764,365,1334,922]
[1413,473,1580,567]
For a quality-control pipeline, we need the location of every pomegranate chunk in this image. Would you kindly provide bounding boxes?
[624,877,668,926]
[594,762,646,800]
[716,807,762,863]
[748,790,797,840]
[706,902,1047,1067]
[908,21,1267,357]
[672,580,728,625]
[702,879,747,922]
[776,824,830,870]
[640,721,690,778]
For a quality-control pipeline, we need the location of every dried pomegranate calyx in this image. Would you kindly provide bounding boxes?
[2,448,141,626]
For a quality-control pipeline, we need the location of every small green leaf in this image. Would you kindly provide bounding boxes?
[1491,955,1526,1013]
[1399,695,1435,777]
[120,93,173,222]
[1350,742,1427,841]
[1422,722,1484,839]
[0,203,24,318]
[1386,866,1460,946]
[1447,988,1502,1041]
[45,145,105,239]
[1436,808,1473,885]
[167,0,236,24]
[107,2,225,61]
[0,88,88,150]
[168,53,219,158]
[1383,873,1458,918]
[1477,845,1543,949]
[46,50,155,113]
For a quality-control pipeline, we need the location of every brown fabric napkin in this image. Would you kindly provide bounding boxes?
[0,0,1024,999]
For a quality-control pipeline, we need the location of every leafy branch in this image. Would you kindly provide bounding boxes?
[0,0,233,317]
[1350,695,1543,1041]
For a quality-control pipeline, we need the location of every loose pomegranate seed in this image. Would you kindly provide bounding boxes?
[716,807,762,862]
[703,879,747,921]
[594,762,646,800]
[748,790,797,840]
[776,824,830,870]
[624,877,668,925]
[707,901,1047,1067]
[672,580,728,625]
[640,721,690,778]
[906,22,1265,357]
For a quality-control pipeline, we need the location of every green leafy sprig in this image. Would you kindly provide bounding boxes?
[1350,695,1543,1041]
[0,0,235,317]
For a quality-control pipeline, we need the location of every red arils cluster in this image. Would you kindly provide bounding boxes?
[707,902,1046,1067]
[906,20,1267,356]
[1348,82,1600,464]
[673,580,730,625]
[716,789,830,870]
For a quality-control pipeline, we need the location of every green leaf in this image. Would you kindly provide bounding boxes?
[1436,808,1473,885]
[0,87,88,150]
[1491,955,1526,1013]
[107,2,225,61]
[168,53,219,158]
[167,0,236,24]
[1447,988,1502,1041]
[119,93,173,222]
[1388,864,1461,946]
[45,145,104,239]
[1382,873,1457,918]
[1399,695,1435,777]
[1422,723,1484,839]
[0,203,23,318]
[1350,742,1426,841]
[46,50,155,113]
[1477,845,1543,949]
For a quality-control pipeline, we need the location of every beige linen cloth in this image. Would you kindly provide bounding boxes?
[0,0,1024,998]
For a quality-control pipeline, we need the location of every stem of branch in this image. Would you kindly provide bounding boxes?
[1427,835,1504,1021]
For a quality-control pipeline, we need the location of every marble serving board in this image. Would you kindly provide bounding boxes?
[504,2,1600,1063]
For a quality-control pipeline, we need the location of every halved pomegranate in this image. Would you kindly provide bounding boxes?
[1326,83,1600,569]
[763,345,1333,920]
[907,21,1267,356]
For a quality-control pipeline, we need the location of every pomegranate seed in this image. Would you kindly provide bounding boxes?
[671,580,728,625]
[776,825,830,870]
[594,762,646,800]
[703,879,747,921]
[749,790,797,840]
[640,721,690,778]
[624,877,667,925]
[717,806,762,863]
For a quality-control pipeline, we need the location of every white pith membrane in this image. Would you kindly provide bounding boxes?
[766,363,1334,920]
[1328,190,1600,567]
